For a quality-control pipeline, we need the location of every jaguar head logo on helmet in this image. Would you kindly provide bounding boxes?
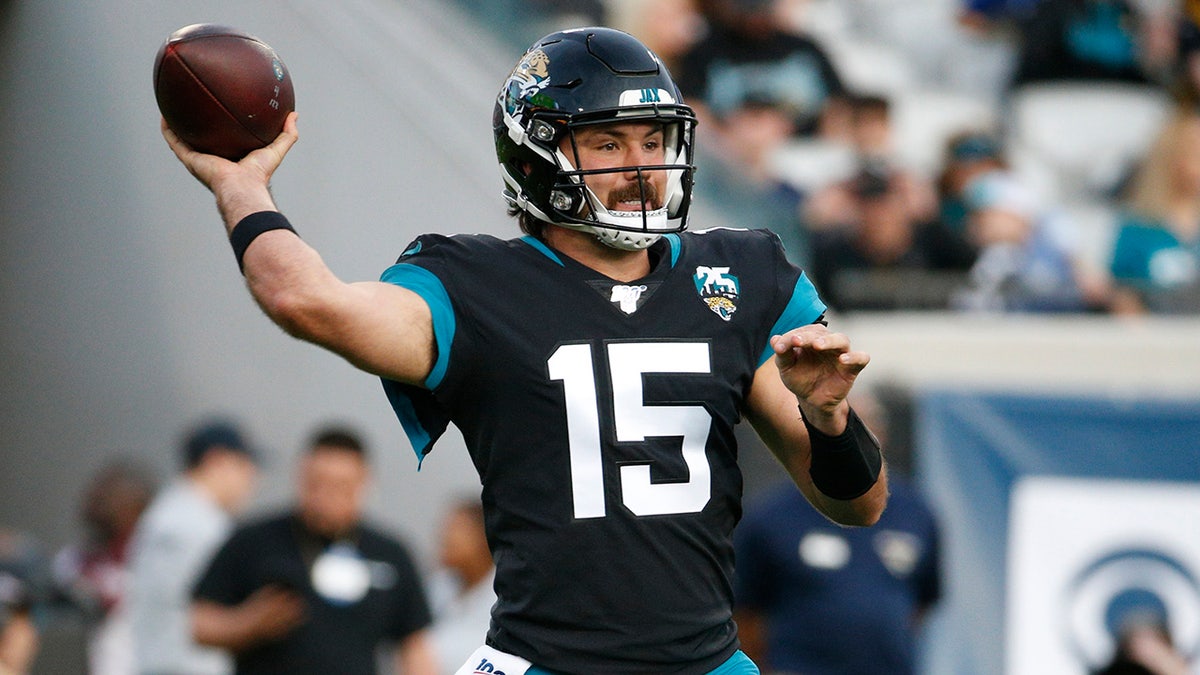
[493,27,698,251]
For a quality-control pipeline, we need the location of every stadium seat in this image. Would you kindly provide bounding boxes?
[822,37,917,99]
[1005,82,1172,203]
[892,88,1000,176]
[767,138,858,193]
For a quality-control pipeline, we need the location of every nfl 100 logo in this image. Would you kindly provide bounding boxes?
[1006,477,1200,674]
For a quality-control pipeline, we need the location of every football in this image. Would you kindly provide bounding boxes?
[153,23,295,160]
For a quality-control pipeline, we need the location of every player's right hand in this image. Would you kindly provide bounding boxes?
[163,112,298,229]
[161,112,298,195]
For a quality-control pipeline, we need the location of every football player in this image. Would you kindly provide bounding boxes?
[162,27,888,675]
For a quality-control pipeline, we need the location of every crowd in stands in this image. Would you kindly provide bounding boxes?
[499,0,1200,316]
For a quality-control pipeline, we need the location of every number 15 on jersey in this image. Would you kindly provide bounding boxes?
[548,341,714,520]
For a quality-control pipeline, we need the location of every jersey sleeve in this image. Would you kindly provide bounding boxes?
[756,231,828,367]
[378,235,459,465]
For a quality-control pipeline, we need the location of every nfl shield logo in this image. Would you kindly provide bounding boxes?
[694,266,739,321]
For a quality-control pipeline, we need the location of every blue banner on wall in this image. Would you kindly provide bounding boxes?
[915,390,1200,675]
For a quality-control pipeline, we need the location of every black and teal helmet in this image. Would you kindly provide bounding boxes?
[493,27,697,250]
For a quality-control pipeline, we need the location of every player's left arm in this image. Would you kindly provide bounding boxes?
[744,323,888,526]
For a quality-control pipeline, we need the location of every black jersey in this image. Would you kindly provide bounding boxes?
[380,228,825,674]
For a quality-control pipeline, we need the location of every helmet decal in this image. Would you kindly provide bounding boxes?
[505,48,553,114]
[618,88,676,106]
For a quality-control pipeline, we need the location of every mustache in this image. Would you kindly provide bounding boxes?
[606,180,662,210]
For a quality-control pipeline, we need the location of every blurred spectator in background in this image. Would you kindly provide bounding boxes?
[53,460,157,675]
[1109,107,1200,315]
[1093,609,1192,675]
[128,419,260,675]
[191,426,436,675]
[805,94,940,235]
[952,169,1108,312]
[609,0,706,75]
[807,163,976,311]
[1009,0,1179,89]
[936,130,1010,234]
[959,0,1042,26]
[677,0,849,141]
[427,498,495,675]
[1175,1,1200,101]
[523,0,607,40]
[0,530,51,675]
[733,390,941,675]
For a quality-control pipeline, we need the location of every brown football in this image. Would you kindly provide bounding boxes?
[153,24,295,160]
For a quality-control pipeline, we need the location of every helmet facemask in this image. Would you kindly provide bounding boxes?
[537,112,694,249]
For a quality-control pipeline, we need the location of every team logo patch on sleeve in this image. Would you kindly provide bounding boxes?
[694,266,740,320]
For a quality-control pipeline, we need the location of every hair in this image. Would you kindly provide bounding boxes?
[307,425,367,460]
[1125,106,1200,221]
[509,204,548,239]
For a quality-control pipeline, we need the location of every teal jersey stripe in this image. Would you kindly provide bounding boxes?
[526,650,758,675]
[379,263,455,389]
[520,235,565,266]
[757,271,827,367]
[664,233,682,267]
[380,379,432,465]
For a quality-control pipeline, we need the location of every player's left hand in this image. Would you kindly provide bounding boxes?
[770,324,869,423]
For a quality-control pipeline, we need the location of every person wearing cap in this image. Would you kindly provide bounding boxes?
[127,419,260,675]
[936,130,1009,234]
[675,0,849,139]
[807,162,977,311]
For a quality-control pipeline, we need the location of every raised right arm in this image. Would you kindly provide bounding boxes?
[162,113,434,385]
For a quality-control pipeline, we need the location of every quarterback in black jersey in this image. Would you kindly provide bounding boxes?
[164,26,888,675]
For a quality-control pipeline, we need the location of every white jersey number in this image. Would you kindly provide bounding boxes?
[548,342,713,519]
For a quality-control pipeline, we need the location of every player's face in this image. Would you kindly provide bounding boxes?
[298,447,368,538]
[563,121,668,213]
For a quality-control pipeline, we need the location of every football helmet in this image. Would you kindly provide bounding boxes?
[493,27,697,250]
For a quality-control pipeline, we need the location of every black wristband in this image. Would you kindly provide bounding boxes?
[804,406,883,500]
[229,211,297,273]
